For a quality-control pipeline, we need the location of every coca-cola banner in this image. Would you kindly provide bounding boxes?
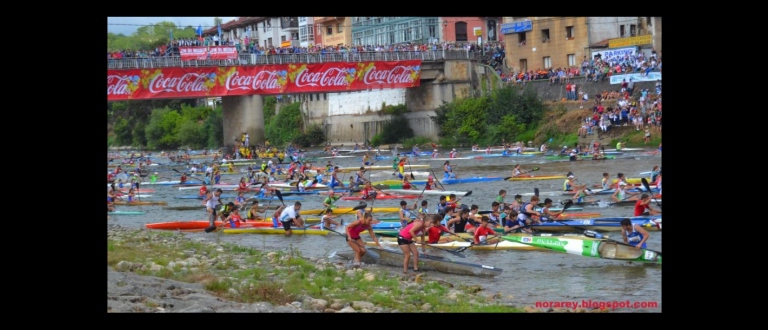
[107,60,422,100]
[179,46,238,61]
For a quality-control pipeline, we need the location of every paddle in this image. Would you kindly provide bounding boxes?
[504,167,540,180]
[406,157,415,180]
[641,178,661,210]
[422,240,466,258]
[430,170,447,191]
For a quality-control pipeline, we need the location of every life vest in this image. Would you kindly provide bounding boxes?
[519,202,532,216]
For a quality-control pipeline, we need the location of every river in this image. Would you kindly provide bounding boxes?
[108,148,662,312]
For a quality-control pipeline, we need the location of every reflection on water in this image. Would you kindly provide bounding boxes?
[109,149,662,312]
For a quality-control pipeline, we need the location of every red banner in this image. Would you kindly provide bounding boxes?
[107,60,422,100]
[179,46,238,61]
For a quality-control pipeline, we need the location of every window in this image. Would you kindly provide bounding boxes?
[292,32,299,40]
[337,23,343,33]
[327,26,333,35]
[620,25,625,37]
[266,20,271,28]
[455,22,468,41]
[268,38,273,47]
[646,17,652,26]
[281,35,286,42]
[323,93,327,100]
[541,29,550,43]
[309,94,313,101]
[630,24,636,36]
[566,26,574,39]
[543,56,551,69]
[263,21,267,32]
[518,32,526,45]
[519,59,527,72]
[567,54,576,66]
[487,20,496,41]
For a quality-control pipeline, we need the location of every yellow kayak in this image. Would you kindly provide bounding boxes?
[299,207,401,215]
[521,151,544,155]
[222,227,329,235]
[370,180,405,186]
[612,178,651,184]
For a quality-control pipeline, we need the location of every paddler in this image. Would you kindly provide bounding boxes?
[346,211,382,266]
[179,172,188,184]
[362,153,372,166]
[321,208,342,231]
[398,200,417,227]
[425,214,454,244]
[634,193,661,216]
[199,184,208,197]
[402,176,413,190]
[397,157,406,179]
[443,161,456,180]
[246,201,265,221]
[227,162,234,173]
[323,189,341,209]
[449,148,460,159]
[397,212,426,273]
[474,216,499,244]
[611,181,639,203]
[149,172,158,184]
[620,218,651,250]
[392,154,400,176]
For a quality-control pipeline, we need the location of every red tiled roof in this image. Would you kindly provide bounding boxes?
[590,38,610,48]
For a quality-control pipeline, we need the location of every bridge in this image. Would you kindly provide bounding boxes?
[107,50,497,146]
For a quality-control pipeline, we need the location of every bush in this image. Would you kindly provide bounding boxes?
[370,134,384,147]
[377,116,414,144]
[293,124,325,148]
[264,102,302,146]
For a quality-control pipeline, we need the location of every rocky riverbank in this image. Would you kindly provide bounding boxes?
[107,224,610,313]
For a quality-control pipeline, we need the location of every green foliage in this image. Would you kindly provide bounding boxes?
[377,116,414,144]
[263,96,277,122]
[113,117,133,146]
[370,134,384,147]
[178,120,207,149]
[132,121,147,147]
[144,107,183,149]
[203,107,223,148]
[402,136,432,149]
[293,124,325,148]
[382,104,408,115]
[264,102,302,146]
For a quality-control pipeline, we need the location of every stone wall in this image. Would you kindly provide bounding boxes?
[516,75,657,102]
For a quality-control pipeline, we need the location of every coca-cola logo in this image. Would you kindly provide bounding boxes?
[294,67,351,87]
[224,70,284,91]
[362,65,418,85]
[107,75,140,95]
[148,73,212,93]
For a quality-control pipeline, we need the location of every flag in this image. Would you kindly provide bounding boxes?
[217,23,222,40]
[196,24,203,41]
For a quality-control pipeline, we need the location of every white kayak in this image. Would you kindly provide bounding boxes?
[268,182,329,189]
[604,148,645,152]
[382,189,469,196]
[418,157,473,161]
[316,155,356,159]
[370,171,430,177]
[336,164,430,171]
[114,194,153,198]
[178,184,256,190]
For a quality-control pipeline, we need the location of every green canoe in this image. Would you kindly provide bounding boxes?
[501,235,661,264]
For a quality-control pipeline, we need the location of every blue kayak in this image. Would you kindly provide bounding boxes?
[176,195,236,199]
[530,218,661,232]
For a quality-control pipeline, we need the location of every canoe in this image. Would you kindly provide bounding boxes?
[341,194,417,201]
[268,183,329,189]
[603,148,645,152]
[612,178,651,185]
[470,153,536,158]
[118,188,155,193]
[417,157,474,161]
[107,210,146,215]
[145,220,275,231]
[254,195,304,201]
[113,201,167,206]
[501,235,661,264]
[337,164,430,172]
[175,195,237,199]
[336,248,502,277]
[566,198,661,207]
[381,189,470,197]
[437,177,504,185]
[545,155,616,160]
[299,207,401,215]
[528,218,662,232]
[162,206,206,211]
[114,194,153,199]
[507,175,566,181]
[222,227,330,235]
[371,232,604,251]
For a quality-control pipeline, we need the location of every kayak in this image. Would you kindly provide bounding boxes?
[545,155,616,160]
[114,194,153,199]
[268,183,329,189]
[175,195,237,199]
[604,148,645,152]
[371,232,605,251]
[529,218,662,232]
[178,185,261,191]
[470,153,536,158]
[507,175,566,181]
[381,189,470,197]
[418,157,474,161]
[118,188,155,193]
[370,170,430,177]
[299,207,401,215]
[162,206,205,211]
[107,210,146,215]
[612,178,651,185]
[145,220,275,231]
[564,198,661,207]
[254,195,304,201]
[223,227,330,235]
[113,201,168,206]
[437,177,504,185]
[336,248,502,277]
[336,164,431,172]
[341,194,417,201]
[316,155,356,159]
[501,235,661,264]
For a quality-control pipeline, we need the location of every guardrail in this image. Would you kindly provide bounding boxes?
[107,50,485,69]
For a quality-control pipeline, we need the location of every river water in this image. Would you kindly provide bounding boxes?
[108,148,662,312]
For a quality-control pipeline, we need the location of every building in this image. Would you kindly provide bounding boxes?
[209,17,300,49]
[441,17,502,44]
[351,17,440,46]
[501,17,661,74]
[298,17,315,48]
[314,17,352,47]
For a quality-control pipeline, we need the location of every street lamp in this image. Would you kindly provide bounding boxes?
[443,20,448,42]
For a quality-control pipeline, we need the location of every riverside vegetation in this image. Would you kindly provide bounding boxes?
[108,224,531,313]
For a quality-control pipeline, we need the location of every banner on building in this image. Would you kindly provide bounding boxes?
[591,47,638,61]
[107,60,422,101]
[609,72,661,84]
[179,46,238,61]
[609,34,653,48]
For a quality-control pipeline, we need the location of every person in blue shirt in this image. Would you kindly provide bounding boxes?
[620,218,650,249]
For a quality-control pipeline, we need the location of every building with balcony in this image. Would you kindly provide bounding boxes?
[351,17,440,46]
[315,17,352,47]
[501,17,661,74]
[440,17,502,44]
[207,17,300,49]
[299,17,315,48]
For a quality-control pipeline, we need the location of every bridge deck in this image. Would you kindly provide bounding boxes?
[108,50,485,69]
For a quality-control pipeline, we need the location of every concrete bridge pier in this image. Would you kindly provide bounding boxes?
[222,95,265,150]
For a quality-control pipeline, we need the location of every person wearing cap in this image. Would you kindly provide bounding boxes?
[634,193,661,216]
[449,148,460,159]
[149,172,158,184]
[431,148,439,159]
[246,201,265,221]
[563,173,577,191]
[611,181,639,203]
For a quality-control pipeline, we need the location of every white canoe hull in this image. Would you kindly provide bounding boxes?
[418,157,473,161]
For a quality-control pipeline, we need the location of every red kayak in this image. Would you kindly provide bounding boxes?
[145,220,274,231]
[341,194,417,201]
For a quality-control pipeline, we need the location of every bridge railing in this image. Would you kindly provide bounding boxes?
[107,50,485,69]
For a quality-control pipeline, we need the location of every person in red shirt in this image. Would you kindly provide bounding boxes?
[634,194,661,216]
[238,177,249,192]
[425,215,453,244]
[199,184,208,197]
[473,216,498,244]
